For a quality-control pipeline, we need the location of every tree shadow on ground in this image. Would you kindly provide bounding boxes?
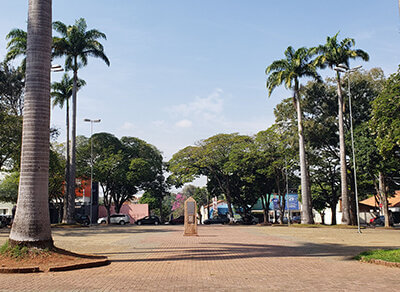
[108,241,399,263]
[51,225,177,237]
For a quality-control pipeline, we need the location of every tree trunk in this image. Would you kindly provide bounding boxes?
[65,65,78,224]
[378,172,390,227]
[9,0,53,248]
[336,73,350,225]
[62,97,70,222]
[294,86,313,224]
[261,195,268,224]
[331,203,337,225]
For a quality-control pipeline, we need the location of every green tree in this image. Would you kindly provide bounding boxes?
[313,32,369,225]
[182,185,208,223]
[265,46,320,224]
[9,0,53,248]
[371,67,400,158]
[52,18,110,224]
[77,133,164,222]
[0,172,19,203]
[0,62,25,116]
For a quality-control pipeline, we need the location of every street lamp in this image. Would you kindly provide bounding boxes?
[84,118,101,225]
[334,64,362,233]
[51,64,64,72]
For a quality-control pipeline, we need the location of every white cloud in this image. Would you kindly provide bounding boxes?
[175,119,193,128]
[152,120,165,127]
[121,122,135,130]
[167,88,224,121]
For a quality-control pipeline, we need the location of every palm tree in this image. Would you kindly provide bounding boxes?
[52,18,110,223]
[9,0,53,248]
[5,28,27,71]
[266,46,320,224]
[51,73,85,223]
[313,33,369,225]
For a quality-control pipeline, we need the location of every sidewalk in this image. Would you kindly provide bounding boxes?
[0,225,399,291]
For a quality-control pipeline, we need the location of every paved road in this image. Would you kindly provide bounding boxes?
[0,225,399,291]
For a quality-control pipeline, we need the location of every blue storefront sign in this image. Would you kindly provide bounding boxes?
[268,194,299,210]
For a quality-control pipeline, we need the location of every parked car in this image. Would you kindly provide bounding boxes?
[234,215,258,225]
[169,215,184,225]
[75,214,90,226]
[291,215,301,224]
[0,215,12,228]
[204,215,230,225]
[136,215,160,225]
[97,214,131,225]
[370,215,393,227]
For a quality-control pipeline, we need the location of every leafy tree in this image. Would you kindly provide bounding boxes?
[313,32,369,225]
[142,173,170,222]
[77,133,164,223]
[182,185,208,223]
[48,145,66,223]
[0,62,24,116]
[169,133,253,219]
[371,67,400,158]
[53,18,110,224]
[0,111,22,171]
[265,46,320,224]
[0,172,19,203]
[9,0,53,248]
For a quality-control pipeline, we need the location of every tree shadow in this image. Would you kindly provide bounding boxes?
[108,241,399,263]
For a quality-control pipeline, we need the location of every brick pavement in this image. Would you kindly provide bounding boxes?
[0,225,399,291]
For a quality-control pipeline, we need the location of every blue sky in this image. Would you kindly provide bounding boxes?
[1,1,400,160]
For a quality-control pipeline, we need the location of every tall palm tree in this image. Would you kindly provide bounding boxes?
[266,46,320,224]
[9,0,53,248]
[5,28,27,72]
[313,33,369,225]
[52,18,110,223]
[51,73,85,223]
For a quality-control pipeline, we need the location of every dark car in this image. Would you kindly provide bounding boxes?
[204,216,229,225]
[0,215,12,228]
[75,214,90,226]
[291,215,301,224]
[370,215,393,227]
[169,215,184,225]
[136,215,160,225]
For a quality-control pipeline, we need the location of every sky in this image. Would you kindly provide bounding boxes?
[1,1,400,162]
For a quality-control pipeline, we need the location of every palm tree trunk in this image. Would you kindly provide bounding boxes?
[336,73,350,225]
[9,0,53,248]
[62,97,70,222]
[66,65,78,224]
[294,86,313,224]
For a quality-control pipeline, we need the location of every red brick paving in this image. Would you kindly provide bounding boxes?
[0,225,399,291]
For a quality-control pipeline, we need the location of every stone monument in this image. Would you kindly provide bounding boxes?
[184,197,198,236]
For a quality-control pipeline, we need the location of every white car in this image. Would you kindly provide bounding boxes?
[97,214,131,225]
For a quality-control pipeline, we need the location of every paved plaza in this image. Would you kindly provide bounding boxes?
[0,224,399,291]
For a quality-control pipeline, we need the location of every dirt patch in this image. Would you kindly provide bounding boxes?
[0,247,108,273]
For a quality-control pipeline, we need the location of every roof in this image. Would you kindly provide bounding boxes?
[360,191,400,208]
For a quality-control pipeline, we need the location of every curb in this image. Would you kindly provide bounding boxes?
[0,259,109,274]
[48,259,110,272]
[0,266,40,273]
[361,259,400,268]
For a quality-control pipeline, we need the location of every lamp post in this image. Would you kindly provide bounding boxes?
[51,64,64,72]
[334,64,362,233]
[84,118,101,225]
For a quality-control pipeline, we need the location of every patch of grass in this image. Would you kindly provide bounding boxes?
[0,240,50,259]
[355,249,400,263]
